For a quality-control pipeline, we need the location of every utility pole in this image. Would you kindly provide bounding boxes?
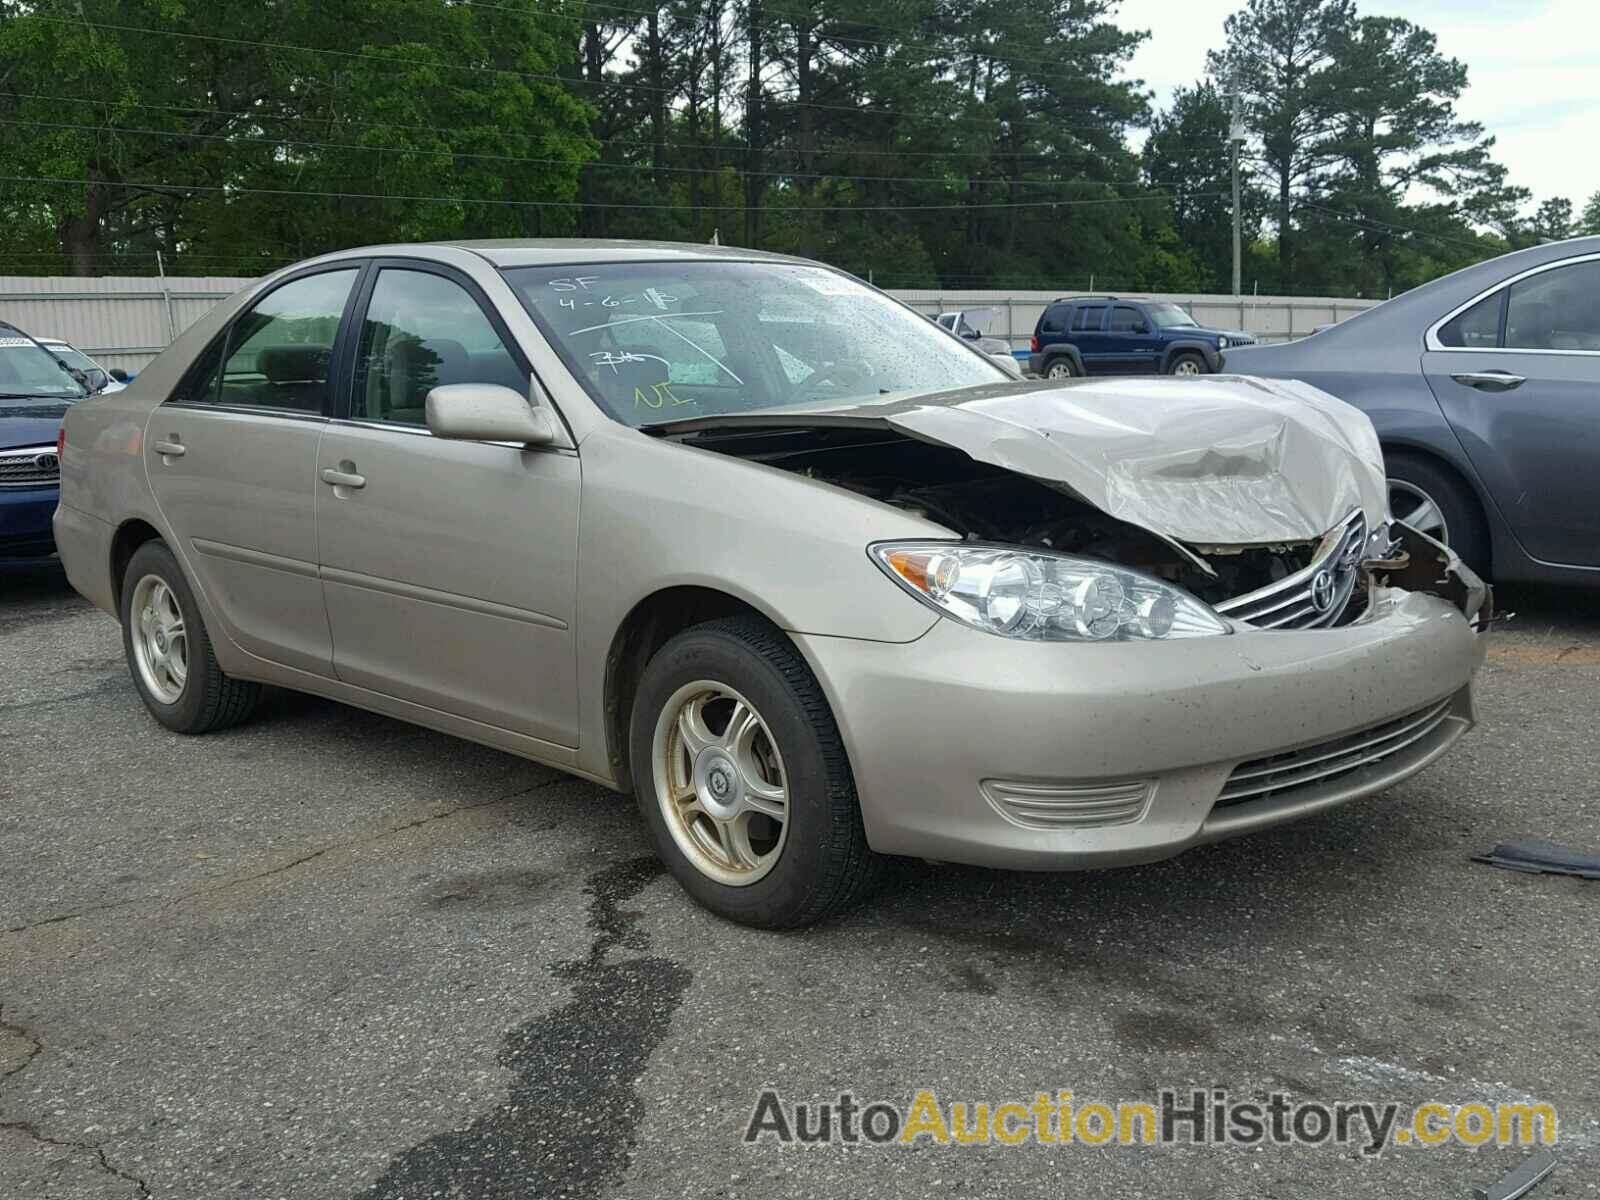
[1229,88,1246,298]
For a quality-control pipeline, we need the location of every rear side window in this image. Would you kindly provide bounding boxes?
[1072,305,1106,331]
[1108,305,1144,332]
[1040,304,1071,334]
[1437,291,1505,348]
[1504,260,1600,351]
[351,269,527,426]
[217,269,358,413]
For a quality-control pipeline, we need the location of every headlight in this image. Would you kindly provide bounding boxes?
[869,542,1230,642]
[1217,336,1230,350]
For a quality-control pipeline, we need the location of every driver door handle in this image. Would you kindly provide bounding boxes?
[152,440,186,458]
[1451,370,1525,392]
[320,467,366,489]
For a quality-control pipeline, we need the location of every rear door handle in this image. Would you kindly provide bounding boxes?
[320,467,366,489]
[1450,370,1525,391]
[152,439,186,458]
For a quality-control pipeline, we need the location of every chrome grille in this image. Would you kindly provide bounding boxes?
[0,445,60,488]
[1215,510,1367,630]
[1217,697,1454,807]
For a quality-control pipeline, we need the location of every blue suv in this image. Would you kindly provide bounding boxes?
[1027,296,1254,379]
[1,323,90,560]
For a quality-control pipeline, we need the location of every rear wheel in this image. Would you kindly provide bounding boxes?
[120,541,261,733]
[1042,356,1077,380]
[1167,351,1207,376]
[1384,451,1489,575]
[629,615,879,928]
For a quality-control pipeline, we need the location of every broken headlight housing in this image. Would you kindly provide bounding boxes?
[870,542,1230,642]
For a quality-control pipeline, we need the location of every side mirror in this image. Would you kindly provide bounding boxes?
[109,368,129,383]
[1134,322,1150,334]
[425,383,557,445]
[85,367,110,393]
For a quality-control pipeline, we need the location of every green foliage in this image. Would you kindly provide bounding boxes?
[0,0,1554,294]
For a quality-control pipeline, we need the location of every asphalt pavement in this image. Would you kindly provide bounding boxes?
[3,560,1597,1199]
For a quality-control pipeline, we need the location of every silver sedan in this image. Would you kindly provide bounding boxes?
[54,241,1490,927]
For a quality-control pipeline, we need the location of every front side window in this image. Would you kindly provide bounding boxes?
[351,269,526,425]
[215,269,358,413]
[1108,305,1145,333]
[502,262,1005,428]
[1072,305,1106,331]
[1504,260,1600,351]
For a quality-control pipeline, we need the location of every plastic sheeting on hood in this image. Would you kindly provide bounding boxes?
[883,375,1388,544]
[660,374,1390,546]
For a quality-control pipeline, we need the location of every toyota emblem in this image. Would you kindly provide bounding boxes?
[1309,569,1337,613]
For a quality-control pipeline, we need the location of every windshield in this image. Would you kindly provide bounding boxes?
[46,345,96,371]
[1146,303,1198,328]
[502,261,1006,427]
[0,337,86,399]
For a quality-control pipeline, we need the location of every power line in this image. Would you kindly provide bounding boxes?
[16,14,1144,136]
[1298,202,1488,253]
[0,90,1071,162]
[2,174,1221,213]
[0,115,1185,192]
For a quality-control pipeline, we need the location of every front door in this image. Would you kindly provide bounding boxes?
[1422,255,1600,567]
[1102,304,1162,373]
[144,267,360,676]
[314,263,581,747]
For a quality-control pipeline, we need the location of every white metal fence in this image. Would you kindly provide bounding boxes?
[893,290,1380,349]
[0,276,1379,371]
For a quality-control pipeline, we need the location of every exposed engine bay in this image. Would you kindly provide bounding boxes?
[673,425,1487,628]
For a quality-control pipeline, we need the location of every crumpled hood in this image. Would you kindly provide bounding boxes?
[663,375,1389,545]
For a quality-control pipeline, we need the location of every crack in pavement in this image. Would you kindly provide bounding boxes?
[2,778,568,936]
[0,1005,42,1080]
[0,1119,152,1198]
[356,855,693,1200]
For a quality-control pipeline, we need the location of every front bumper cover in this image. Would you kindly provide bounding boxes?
[797,580,1485,871]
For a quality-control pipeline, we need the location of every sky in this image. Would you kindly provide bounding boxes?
[1114,0,1600,217]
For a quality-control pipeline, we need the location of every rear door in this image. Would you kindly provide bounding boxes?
[1070,303,1110,373]
[144,266,361,676]
[1422,254,1600,567]
[314,261,581,746]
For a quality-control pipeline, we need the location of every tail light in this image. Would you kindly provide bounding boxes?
[1029,334,1040,353]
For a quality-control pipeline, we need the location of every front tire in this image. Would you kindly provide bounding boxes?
[1167,351,1207,376]
[628,615,879,928]
[120,541,261,733]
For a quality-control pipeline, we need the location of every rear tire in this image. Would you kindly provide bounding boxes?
[120,541,261,733]
[1384,450,1490,576]
[628,615,880,929]
[1166,351,1207,376]
[1042,356,1077,380]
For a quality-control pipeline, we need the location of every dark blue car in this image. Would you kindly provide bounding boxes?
[1,326,89,560]
[1027,296,1255,379]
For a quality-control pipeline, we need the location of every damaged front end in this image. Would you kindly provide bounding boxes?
[655,376,1491,632]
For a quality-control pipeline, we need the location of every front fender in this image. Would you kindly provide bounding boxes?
[1160,339,1223,372]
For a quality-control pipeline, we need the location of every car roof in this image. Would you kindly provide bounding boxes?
[301,238,817,270]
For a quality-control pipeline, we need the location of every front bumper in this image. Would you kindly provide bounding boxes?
[797,587,1485,870]
[0,485,60,558]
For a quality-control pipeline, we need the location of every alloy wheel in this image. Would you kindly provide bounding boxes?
[1388,479,1450,544]
[1172,358,1203,376]
[130,574,188,704]
[651,681,789,887]
[1045,361,1075,379]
